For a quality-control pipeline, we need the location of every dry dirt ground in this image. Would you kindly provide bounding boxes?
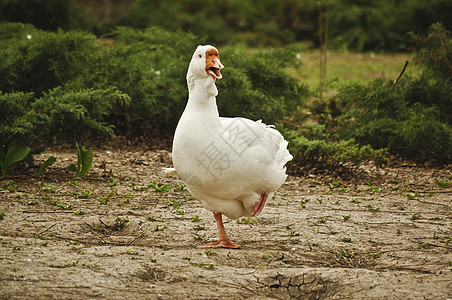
[1,144,451,299]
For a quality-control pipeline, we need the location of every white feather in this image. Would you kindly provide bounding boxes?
[171,45,292,220]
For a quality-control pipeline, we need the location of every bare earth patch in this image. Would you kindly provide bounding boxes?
[1,145,451,299]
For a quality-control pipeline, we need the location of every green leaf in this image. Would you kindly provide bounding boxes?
[1,145,30,177]
[79,147,93,177]
[75,142,81,177]
[36,156,57,176]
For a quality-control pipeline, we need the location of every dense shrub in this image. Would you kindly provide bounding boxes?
[82,27,307,135]
[0,23,101,95]
[280,124,389,168]
[334,79,451,161]
[0,23,307,144]
[110,0,316,47]
[0,88,129,147]
[98,0,452,50]
[332,24,452,162]
[2,0,451,50]
[328,0,452,51]
[217,44,308,122]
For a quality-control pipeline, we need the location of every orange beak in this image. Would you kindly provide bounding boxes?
[205,48,224,79]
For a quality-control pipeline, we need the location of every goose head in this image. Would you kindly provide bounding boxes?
[188,45,224,81]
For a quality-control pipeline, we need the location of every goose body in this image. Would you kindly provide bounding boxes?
[171,45,292,248]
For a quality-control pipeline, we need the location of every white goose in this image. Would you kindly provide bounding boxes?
[169,45,292,248]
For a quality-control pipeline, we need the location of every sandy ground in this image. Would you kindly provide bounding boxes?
[0,145,451,299]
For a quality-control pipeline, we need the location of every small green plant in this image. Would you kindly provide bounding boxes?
[194,234,206,240]
[411,213,422,220]
[37,233,52,240]
[340,249,356,258]
[149,181,171,192]
[343,215,351,221]
[419,242,430,249]
[114,217,129,231]
[133,186,147,191]
[68,143,93,177]
[154,225,167,231]
[391,171,400,184]
[444,236,451,245]
[167,199,185,215]
[43,184,60,194]
[36,156,57,176]
[132,204,147,210]
[337,187,350,193]
[0,144,30,177]
[300,200,307,208]
[97,190,116,204]
[74,189,92,199]
[1,180,17,192]
[69,257,79,266]
[192,215,201,222]
[108,176,116,187]
[317,217,327,224]
[193,225,205,231]
[204,250,217,256]
[407,192,423,200]
[173,183,186,192]
[0,212,5,220]
[123,250,138,255]
[74,209,85,215]
[372,250,382,258]
[435,180,450,187]
[366,204,379,212]
[237,217,258,225]
[361,183,381,193]
[51,200,72,210]
[68,180,80,187]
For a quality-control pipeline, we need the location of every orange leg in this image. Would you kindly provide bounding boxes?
[252,193,268,216]
[197,212,240,249]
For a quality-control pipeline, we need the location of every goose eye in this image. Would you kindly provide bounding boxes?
[198,54,202,58]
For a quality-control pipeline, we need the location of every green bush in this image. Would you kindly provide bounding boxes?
[328,0,452,51]
[0,88,129,147]
[217,44,308,122]
[0,23,101,95]
[109,0,318,47]
[85,27,307,134]
[0,23,306,142]
[334,79,451,162]
[0,91,35,146]
[280,124,389,168]
[332,24,452,162]
[87,26,201,134]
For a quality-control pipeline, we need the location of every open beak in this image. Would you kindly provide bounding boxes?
[205,48,224,79]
